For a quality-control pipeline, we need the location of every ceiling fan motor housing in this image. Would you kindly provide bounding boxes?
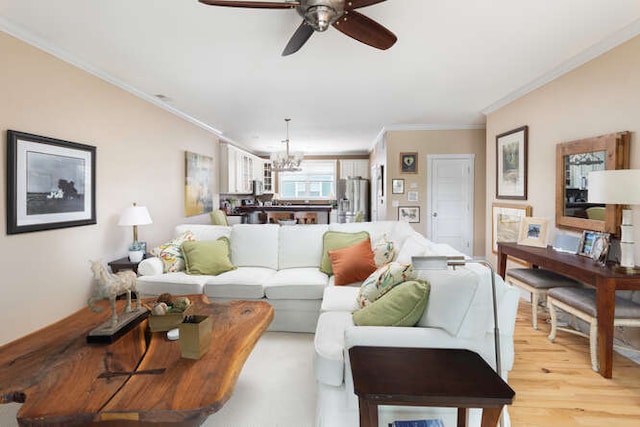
[298,0,345,32]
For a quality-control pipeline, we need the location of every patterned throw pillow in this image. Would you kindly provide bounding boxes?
[372,234,395,267]
[151,230,195,273]
[356,262,416,308]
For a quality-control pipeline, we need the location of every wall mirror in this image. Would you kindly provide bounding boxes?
[555,131,630,234]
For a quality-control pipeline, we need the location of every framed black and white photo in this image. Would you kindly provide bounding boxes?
[398,206,420,223]
[6,130,96,234]
[496,126,528,200]
[392,178,404,194]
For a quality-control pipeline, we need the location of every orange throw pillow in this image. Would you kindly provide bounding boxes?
[328,238,377,286]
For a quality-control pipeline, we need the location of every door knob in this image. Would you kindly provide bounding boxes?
[432,212,438,217]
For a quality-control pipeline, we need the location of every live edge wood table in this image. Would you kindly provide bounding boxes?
[497,241,640,379]
[349,346,515,427]
[0,295,273,427]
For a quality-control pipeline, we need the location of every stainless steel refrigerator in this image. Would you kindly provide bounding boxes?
[337,177,369,223]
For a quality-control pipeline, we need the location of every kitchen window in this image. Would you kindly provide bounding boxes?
[278,160,336,200]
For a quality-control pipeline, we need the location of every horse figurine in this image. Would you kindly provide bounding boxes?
[88,260,139,329]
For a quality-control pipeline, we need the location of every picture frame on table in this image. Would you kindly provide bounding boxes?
[398,206,420,223]
[517,216,549,248]
[496,126,528,200]
[579,230,610,262]
[392,178,404,194]
[6,130,96,235]
[400,152,418,174]
[492,202,532,253]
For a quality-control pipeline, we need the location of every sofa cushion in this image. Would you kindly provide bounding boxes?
[321,286,360,312]
[174,224,231,241]
[182,237,236,276]
[352,280,430,327]
[314,311,354,387]
[357,262,415,308]
[203,267,276,299]
[328,239,377,286]
[264,268,329,300]
[136,272,208,296]
[320,231,370,275]
[151,230,195,273]
[278,224,329,269]
[372,234,395,267]
[230,224,279,269]
[396,234,433,264]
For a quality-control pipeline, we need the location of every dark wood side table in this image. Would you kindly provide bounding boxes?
[108,255,147,274]
[349,346,515,427]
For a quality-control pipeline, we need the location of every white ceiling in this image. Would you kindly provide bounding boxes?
[2,1,640,155]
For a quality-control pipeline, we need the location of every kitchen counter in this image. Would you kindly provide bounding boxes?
[238,205,333,224]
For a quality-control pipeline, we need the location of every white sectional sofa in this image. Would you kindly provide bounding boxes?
[136,221,520,427]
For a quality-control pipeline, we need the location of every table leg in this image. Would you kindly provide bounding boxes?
[358,398,378,427]
[497,247,507,278]
[480,407,503,427]
[457,407,467,427]
[596,277,616,378]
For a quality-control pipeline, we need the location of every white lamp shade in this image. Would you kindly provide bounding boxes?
[588,170,640,205]
[118,205,152,226]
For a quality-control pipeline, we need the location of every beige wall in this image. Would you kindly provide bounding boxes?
[486,34,640,347]
[0,33,219,345]
[383,129,487,255]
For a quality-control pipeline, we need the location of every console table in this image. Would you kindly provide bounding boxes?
[497,241,640,378]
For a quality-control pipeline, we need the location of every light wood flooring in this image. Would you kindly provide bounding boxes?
[509,299,640,426]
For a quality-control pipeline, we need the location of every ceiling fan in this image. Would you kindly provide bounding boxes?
[198,0,397,56]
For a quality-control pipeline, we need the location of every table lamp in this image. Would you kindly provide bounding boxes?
[118,202,152,247]
[588,170,640,269]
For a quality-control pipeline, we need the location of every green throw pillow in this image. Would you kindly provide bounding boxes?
[352,280,430,327]
[182,237,236,276]
[320,231,370,275]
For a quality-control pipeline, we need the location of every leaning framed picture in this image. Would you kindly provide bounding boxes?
[579,230,610,261]
[517,217,549,248]
[398,206,420,223]
[496,126,528,200]
[400,152,418,174]
[6,130,96,234]
[492,203,532,253]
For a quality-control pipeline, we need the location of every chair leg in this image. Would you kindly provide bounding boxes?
[548,299,558,342]
[589,320,599,372]
[531,291,539,330]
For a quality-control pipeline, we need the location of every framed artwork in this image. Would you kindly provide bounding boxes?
[400,152,418,174]
[492,203,532,253]
[6,130,96,234]
[496,126,528,200]
[407,191,418,202]
[398,206,420,223]
[185,151,214,217]
[392,178,404,194]
[517,217,549,248]
[579,231,610,261]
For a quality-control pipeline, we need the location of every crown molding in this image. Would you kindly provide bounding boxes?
[371,123,487,152]
[482,17,640,115]
[0,17,224,137]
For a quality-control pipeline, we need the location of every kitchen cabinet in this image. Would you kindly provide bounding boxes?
[220,143,263,194]
[340,159,369,179]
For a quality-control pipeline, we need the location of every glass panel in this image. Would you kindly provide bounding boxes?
[563,150,606,218]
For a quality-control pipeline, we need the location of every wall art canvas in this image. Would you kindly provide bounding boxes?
[6,130,96,234]
[185,151,214,217]
[496,126,528,199]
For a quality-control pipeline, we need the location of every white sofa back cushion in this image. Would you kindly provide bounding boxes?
[231,224,280,269]
[278,224,329,269]
[174,224,231,241]
[328,221,414,251]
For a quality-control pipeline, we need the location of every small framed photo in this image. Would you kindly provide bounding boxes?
[407,191,418,202]
[400,152,418,174]
[398,206,420,223]
[579,231,610,260]
[392,178,404,194]
[496,126,528,200]
[6,130,96,234]
[517,217,549,248]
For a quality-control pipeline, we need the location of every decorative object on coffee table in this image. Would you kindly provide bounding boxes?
[86,260,148,343]
[180,315,213,359]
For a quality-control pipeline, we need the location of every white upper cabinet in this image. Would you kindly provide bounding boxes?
[220,143,263,194]
[340,159,370,179]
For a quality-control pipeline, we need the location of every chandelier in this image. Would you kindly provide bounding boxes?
[270,118,303,172]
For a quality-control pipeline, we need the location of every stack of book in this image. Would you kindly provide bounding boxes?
[388,420,445,427]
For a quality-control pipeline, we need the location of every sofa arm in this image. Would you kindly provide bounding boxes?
[137,257,164,276]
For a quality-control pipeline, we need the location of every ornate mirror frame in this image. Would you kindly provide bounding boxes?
[555,131,630,234]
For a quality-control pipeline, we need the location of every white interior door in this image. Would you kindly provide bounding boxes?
[427,155,474,255]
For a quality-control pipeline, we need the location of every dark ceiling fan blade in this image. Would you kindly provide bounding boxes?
[345,0,387,10]
[282,21,315,56]
[198,0,299,9]
[332,10,396,50]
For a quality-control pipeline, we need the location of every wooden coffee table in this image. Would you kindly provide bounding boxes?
[0,295,273,427]
[349,346,515,427]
